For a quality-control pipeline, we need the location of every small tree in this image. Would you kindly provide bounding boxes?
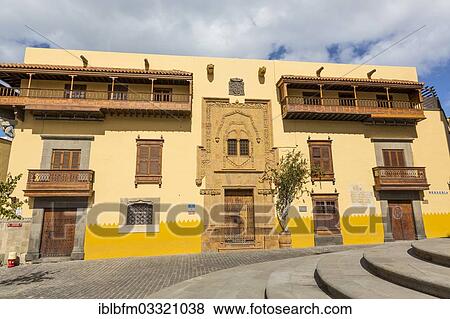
[262,149,311,233]
[0,174,25,220]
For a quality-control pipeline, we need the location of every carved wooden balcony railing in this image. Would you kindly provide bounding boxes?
[0,87,192,117]
[24,169,95,197]
[281,96,425,122]
[372,167,429,191]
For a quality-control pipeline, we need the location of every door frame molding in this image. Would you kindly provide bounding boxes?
[378,190,426,241]
[26,197,88,261]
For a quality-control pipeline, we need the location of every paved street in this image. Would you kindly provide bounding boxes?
[0,245,370,298]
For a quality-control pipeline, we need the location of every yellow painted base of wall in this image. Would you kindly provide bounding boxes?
[84,220,203,260]
[341,214,384,245]
[288,216,314,249]
[423,212,450,238]
[287,214,385,248]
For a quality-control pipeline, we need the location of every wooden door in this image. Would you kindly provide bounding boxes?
[224,189,255,242]
[40,209,77,257]
[388,201,416,240]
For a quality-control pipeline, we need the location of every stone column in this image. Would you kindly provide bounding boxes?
[71,207,87,260]
[412,200,426,240]
[380,200,394,242]
[25,208,44,261]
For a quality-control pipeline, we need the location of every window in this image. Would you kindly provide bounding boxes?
[135,139,163,185]
[154,88,172,102]
[227,139,250,156]
[302,91,321,105]
[126,202,153,225]
[108,84,128,100]
[313,200,338,215]
[239,139,250,156]
[64,84,87,99]
[382,149,406,167]
[227,139,238,155]
[338,92,355,106]
[308,141,334,181]
[312,195,340,233]
[51,149,81,169]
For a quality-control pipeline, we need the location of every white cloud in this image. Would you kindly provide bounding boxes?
[1,0,450,77]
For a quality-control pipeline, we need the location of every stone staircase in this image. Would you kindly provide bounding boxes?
[149,238,450,299]
[266,238,449,299]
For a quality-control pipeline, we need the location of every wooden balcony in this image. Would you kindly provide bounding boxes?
[24,169,94,197]
[281,96,425,123]
[0,87,192,119]
[372,167,429,191]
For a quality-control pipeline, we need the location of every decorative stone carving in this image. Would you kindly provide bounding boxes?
[229,78,244,96]
[258,189,272,196]
[200,189,221,196]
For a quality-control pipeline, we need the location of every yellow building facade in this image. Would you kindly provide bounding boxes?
[0,48,449,261]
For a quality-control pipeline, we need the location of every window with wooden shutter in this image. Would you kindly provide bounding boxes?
[51,149,81,169]
[382,149,405,167]
[308,141,334,181]
[135,139,163,185]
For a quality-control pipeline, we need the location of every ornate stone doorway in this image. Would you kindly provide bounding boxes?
[197,99,279,252]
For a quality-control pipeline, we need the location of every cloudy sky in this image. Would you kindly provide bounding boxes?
[1,0,450,113]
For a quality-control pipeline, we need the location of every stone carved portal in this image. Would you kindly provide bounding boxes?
[197,99,279,252]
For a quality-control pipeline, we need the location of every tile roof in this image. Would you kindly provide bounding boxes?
[280,75,423,87]
[0,63,192,77]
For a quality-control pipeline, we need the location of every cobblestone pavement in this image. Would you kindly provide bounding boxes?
[0,245,373,298]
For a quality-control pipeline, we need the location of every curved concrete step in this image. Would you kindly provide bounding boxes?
[149,258,294,298]
[265,255,330,299]
[411,238,450,267]
[315,251,434,299]
[363,243,450,298]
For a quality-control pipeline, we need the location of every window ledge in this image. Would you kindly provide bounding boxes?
[118,224,160,234]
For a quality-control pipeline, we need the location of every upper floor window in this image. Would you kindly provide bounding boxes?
[108,84,128,100]
[227,139,238,155]
[154,88,172,102]
[227,139,250,156]
[126,202,153,225]
[135,139,163,185]
[308,140,334,181]
[51,149,81,169]
[239,139,250,156]
[382,149,405,167]
[64,84,87,99]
